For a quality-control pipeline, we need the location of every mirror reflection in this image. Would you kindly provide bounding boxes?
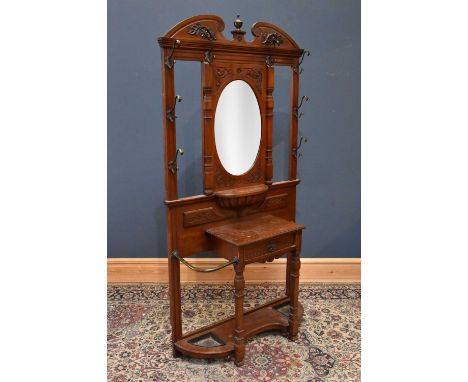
[214,80,261,176]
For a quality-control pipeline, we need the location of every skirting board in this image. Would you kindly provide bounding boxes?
[107,258,360,283]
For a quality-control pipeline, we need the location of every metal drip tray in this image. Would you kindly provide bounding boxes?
[188,333,225,348]
[274,302,291,317]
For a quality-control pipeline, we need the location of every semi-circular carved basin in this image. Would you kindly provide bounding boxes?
[214,184,268,211]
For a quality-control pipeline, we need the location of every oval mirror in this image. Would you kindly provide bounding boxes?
[214,80,261,176]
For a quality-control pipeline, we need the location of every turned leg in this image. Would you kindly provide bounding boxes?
[168,252,182,357]
[233,262,245,366]
[288,247,301,341]
[286,252,292,297]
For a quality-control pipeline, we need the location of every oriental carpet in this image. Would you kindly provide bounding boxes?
[108,283,360,382]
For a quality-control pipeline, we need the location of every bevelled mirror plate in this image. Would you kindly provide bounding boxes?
[214,80,261,176]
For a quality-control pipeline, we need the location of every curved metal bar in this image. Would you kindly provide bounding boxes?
[172,251,238,273]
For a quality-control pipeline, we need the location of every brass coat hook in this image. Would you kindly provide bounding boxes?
[204,49,214,64]
[166,95,182,123]
[168,148,184,174]
[293,50,310,74]
[265,55,275,68]
[292,136,308,159]
[293,95,309,118]
[165,39,181,69]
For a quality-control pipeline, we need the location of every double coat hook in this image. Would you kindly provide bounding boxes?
[292,136,307,159]
[166,95,182,123]
[293,95,309,118]
[265,55,275,68]
[165,40,181,69]
[204,49,214,64]
[293,50,310,74]
[168,148,184,174]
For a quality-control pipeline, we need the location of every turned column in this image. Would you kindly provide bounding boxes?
[233,261,246,366]
[288,232,302,340]
[168,252,182,356]
[286,252,292,297]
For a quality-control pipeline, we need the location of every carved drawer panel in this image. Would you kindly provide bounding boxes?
[243,232,295,262]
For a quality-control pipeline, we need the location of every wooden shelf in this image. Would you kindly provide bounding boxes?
[174,297,304,359]
[206,214,304,247]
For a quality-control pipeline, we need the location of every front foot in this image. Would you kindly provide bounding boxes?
[172,346,182,358]
[288,334,298,341]
[234,359,244,367]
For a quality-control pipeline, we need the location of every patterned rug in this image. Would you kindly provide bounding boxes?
[108,283,360,382]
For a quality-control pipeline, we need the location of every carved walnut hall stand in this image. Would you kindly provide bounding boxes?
[158,15,308,366]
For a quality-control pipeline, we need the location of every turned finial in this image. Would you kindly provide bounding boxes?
[234,14,243,30]
[231,14,246,41]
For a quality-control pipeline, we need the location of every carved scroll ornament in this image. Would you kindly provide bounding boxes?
[187,23,216,41]
[261,32,283,46]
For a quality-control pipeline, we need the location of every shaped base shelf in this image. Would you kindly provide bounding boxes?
[174,296,304,359]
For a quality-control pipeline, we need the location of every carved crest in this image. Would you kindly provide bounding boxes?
[187,23,216,41]
[261,32,283,46]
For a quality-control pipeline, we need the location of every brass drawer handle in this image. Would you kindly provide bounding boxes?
[266,243,277,252]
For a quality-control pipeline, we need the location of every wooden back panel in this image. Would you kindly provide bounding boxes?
[158,15,304,258]
[165,180,299,258]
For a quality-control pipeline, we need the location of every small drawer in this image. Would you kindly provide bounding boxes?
[243,233,295,262]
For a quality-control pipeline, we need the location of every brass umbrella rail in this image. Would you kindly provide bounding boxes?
[171,251,238,273]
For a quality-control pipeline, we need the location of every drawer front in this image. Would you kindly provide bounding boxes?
[243,233,295,262]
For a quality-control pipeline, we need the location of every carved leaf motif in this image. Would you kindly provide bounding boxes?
[215,67,233,88]
[183,207,230,228]
[261,32,283,46]
[245,160,262,183]
[245,68,262,92]
[187,23,216,41]
[260,193,288,211]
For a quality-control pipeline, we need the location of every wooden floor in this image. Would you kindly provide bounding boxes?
[107,258,361,283]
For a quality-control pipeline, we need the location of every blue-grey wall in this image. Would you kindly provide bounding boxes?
[108,0,360,258]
